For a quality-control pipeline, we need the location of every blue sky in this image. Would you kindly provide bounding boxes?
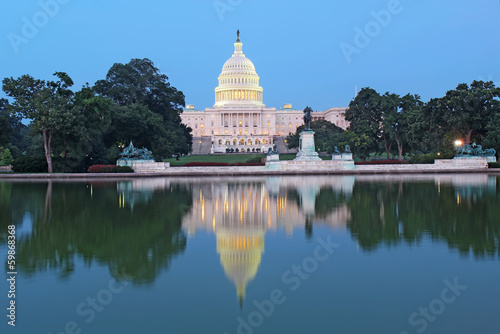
[1,0,499,111]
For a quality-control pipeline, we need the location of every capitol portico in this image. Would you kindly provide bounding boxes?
[181,31,349,154]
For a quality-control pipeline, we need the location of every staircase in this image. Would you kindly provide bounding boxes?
[191,137,213,155]
[273,136,297,154]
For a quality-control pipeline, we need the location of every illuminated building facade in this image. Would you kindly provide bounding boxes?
[180,32,349,153]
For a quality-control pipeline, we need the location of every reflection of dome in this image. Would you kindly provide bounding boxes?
[214,31,264,108]
[216,228,265,306]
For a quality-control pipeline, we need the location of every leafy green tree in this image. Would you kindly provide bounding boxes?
[431,81,499,146]
[1,148,13,165]
[344,131,374,160]
[95,58,192,158]
[345,88,383,159]
[286,119,345,153]
[2,72,75,172]
[379,92,399,158]
[384,94,422,160]
[52,85,112,171]
[482,112,500,158]
[0,99,13,148]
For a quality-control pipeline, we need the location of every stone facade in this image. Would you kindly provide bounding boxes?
[180,32,349,153]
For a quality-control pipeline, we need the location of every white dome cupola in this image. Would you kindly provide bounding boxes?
[214,30,264,108]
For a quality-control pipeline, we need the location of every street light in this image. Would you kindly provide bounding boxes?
[454,140,463,147]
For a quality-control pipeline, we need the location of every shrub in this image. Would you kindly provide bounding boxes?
[488,162,500,168]
[182,162,264,167]
[88,165,134,173]
[246,156,265,164]
[409,152,455,164]
[116,166,134,173]
[355,159,409,165]
[12,156,48,173]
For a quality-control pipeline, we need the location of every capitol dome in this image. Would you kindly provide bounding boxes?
[214,31,264,108]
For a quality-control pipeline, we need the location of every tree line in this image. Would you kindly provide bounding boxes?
[0,58,192,172]
[287,80,500,160]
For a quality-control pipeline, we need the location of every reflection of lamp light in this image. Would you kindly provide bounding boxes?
[454,140,463,146]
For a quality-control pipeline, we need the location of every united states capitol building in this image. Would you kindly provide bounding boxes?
[181,32,349,154]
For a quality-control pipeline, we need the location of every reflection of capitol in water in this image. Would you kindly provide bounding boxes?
[181,176,355,303]
[111,174,497,302]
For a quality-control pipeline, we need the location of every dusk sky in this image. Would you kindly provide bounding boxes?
[1,0,499,111]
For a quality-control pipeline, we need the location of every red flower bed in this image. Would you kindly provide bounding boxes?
[88,165,134,173]
[182,162,264,167]
[354,159,409,165]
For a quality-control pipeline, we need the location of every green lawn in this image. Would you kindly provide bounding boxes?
[163,153,334,166]
[163,154,266,166]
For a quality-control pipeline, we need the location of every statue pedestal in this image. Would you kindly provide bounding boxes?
[332,154,342,161]
[117,159,155,167]
[294,130,321,162]
[342,153,353,161]
[266,154,280,162]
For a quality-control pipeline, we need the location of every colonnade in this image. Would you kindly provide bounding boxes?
[219,112,264,128]
[215,90,263,103]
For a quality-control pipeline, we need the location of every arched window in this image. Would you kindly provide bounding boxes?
[255,139,260,145]
[240,139,245,145]
[233,139,237,145]
[218,139,222,145]
[263,139,267,145]
[248,140,252,146]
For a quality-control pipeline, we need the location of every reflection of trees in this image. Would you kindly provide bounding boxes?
[10,182,192,284]
[0,182,47,246]
[314,187,349,218]
[347,179,500,258]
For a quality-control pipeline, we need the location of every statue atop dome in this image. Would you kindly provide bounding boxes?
[236,29,240,42]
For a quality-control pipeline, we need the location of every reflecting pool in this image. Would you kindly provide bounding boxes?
[1,174,499,334]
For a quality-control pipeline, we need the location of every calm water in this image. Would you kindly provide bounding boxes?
[1,175,499,334]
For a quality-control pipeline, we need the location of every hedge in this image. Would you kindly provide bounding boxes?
[182,162,265,167]
[88,165,134,173]
[355,159,409,165]
[488,162,500,168]
[409,152,455,164]
[12,156,48,173]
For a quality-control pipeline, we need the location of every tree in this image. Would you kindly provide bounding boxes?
[0,99,13,148]
[95,58,192,158]
[439,81,499,145]
[344,131,374,160]
[384,94,422,160]
[379,92,399,159]
[3,72,75,172]
[482,112,500,158]
[286,120,345,153]
[1,148,13,166]
[51,85,112,171]
[345,88,383,160]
